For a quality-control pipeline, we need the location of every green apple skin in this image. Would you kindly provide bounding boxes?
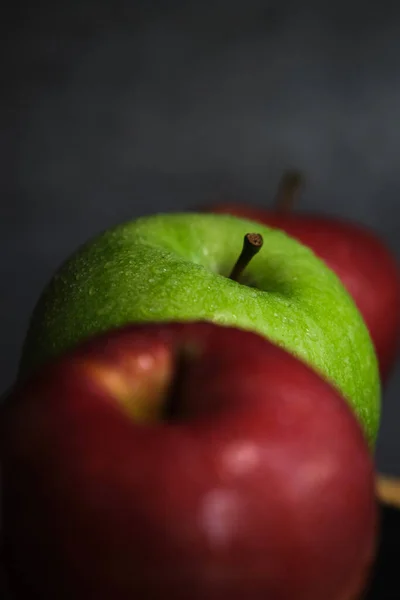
[19,213,380,445]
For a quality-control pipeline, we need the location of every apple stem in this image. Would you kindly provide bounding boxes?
[274,169,304,213]
[229,233,264,283]
[162,350,188,420]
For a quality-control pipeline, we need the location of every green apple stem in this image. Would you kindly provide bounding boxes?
[274,169,304,213]
[229,233,264,283]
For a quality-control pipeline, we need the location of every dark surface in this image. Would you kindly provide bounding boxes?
[366,503,400,599]
[2,2,400,474]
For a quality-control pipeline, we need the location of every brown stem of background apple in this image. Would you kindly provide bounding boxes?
[229,233,264,283]
[274,169,305,213]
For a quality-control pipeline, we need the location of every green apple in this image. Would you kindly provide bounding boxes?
[19,212,380,445]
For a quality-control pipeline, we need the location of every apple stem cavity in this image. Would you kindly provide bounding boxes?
[229,233,264,283]
[274,169,305,213]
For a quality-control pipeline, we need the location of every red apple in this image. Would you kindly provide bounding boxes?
[0,322,377,600]
[205,171,400,382]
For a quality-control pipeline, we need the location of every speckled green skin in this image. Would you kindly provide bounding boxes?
[19,213,380,445]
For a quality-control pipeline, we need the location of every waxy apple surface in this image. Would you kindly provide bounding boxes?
[1,323,378,600]
[208,203,400,382]
[19,213,380,444]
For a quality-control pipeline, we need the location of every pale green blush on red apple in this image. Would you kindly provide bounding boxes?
[19,213,381,446]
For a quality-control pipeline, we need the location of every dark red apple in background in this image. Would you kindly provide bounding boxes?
[205,171,400,382]
[1,322,377,600]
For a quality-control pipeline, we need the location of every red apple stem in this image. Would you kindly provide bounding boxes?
[274,169,305,213]
[162,350,188,420]
[229,233,264,283]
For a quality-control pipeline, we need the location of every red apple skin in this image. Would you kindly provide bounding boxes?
[207,203,400,382]
[1,322,377,600]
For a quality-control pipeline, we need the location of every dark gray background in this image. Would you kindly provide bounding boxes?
[2,1,400,473]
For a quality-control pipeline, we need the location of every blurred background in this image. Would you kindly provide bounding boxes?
[2,1,400,473]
